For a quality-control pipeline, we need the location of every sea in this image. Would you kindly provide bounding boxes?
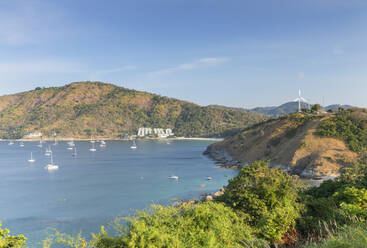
[0,140,237,247]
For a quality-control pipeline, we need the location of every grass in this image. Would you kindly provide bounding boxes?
[304,222,367,248]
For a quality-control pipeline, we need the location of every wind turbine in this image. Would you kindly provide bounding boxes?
[294,89,308,113]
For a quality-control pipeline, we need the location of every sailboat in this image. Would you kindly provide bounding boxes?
[72,147,77,157]
[19,141,24,147]
[90,136,95,144]
[67,138,75,149]
[44,151,59,171]
[100,140,106,147]
[130,140,137,149]
[37,138,43,148]
[53,136,58,146]
[89,142,96,152]
[8,140,14,146]
[28,152,35,163]
[45,146,52,156]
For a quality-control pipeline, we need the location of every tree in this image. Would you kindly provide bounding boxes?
[311,104,321,113]
[0,221,26,248]
[219,161,303,243]
[86,202,260,248]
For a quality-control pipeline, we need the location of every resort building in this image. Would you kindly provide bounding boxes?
[137,127,174,138]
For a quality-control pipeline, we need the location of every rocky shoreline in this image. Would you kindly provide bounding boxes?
[203,145,335,187]
[203,147,243,169]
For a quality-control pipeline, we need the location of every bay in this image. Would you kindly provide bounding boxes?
[0,140,236,247]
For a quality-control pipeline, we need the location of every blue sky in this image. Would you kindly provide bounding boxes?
[0,0,366,108]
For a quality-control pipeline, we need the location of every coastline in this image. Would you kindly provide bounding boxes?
[0,137,224,142]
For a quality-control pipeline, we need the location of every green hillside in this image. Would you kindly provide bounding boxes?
[205,109,367,178]
[0,82,265,139]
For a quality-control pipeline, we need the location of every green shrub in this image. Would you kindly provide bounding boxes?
[0,221,26,248]
[46,202,263,248]
[219,161,303,242]
[318,110,367,153]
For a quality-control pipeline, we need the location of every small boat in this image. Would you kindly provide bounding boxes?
[72,147,77,157]
[206,177,213,181]
[53,136,58,146]
[130,140,137,149]
[90,136,95,143]
[44,151,59,171]
[67,139,75,147]
[37,139,43,148]
[28,152,35,163]
[200,185,206,187]
[100,140,106,147]
[19,141,24,147]
[168,175,179,180]
[8,141,14,146]
[89,143,96,152]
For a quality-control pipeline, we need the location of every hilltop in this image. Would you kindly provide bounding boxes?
[0,82,265,139]
[251,102,353,117]
[205,108,367,178]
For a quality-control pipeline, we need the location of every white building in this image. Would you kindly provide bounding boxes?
[24,132,42,138]
[138,127,174,138]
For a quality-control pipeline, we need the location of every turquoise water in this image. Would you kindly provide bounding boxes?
[0,140,236,247]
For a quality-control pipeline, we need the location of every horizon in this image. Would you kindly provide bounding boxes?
[1,0,366,108]
[0,81,354,109]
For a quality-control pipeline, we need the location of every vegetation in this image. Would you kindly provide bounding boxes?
[0,82,265,139]
[318,108,367,152]
[0,221,26,248]
[42,202,266,248]
[305,223,367,248]
[219,161,303,243]
[311,104,321,113]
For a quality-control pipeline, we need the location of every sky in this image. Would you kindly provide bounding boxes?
[0,0,366,108]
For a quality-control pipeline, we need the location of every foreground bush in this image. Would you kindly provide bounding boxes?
[46,202,264,248]
[0,221,26,248]
[219,161,303,243]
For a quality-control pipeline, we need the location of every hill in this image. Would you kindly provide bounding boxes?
[204,109,367,178]
[0,82,266,139]
[251,102,353,117]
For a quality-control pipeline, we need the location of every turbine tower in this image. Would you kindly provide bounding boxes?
[294,89,308,113]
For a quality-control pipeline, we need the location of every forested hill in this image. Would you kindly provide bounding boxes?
[0,82,266,139]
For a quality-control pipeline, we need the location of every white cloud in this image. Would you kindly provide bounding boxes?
[148,57,228,77]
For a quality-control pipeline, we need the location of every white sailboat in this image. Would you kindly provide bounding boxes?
[130,140,137,149]
[28,152,35,163]
[67,138,75,149]
[168,175,179,180]
[90,136,95,144]
[53,136,58,146]
[8,140,14,146]
[44,151,59,171]
[19,141,24,147]
[72,147,77,157]
[37,138,43,148]
[100,140,106,147]
[89,142,96,152]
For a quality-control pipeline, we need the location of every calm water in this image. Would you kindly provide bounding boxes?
[0,140,236,247]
